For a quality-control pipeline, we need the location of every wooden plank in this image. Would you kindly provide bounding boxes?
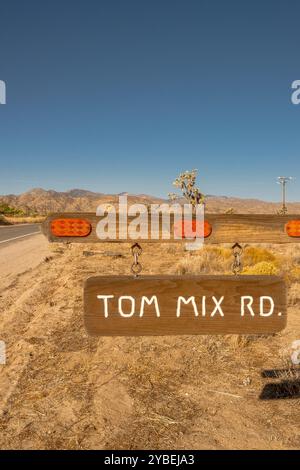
[205,214,300,244]
[42,212,300,244]
[84,275,286,336]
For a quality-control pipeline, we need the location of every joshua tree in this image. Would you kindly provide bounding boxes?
[168,169,205,208]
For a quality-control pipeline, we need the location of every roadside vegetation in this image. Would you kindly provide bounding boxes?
[4,215,46,224]
[0,203,45,224]
[0,214,12,225]
[0,241,298,449]
[175,244,300,306]
[0,203,26,216]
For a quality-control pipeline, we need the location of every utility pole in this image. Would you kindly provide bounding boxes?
[277,176,293,214]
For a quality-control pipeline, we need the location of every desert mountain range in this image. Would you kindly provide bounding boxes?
[1,188,300,214]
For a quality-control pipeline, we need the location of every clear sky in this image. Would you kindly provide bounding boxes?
[0,0,300,200]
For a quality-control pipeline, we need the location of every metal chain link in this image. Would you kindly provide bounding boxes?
[231,242,243,275]
[131,243,143,277]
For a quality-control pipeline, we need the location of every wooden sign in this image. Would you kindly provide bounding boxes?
[84,275,286,336]
[42,213,300,244]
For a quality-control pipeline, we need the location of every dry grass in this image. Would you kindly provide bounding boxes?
[243,246,277,265]
[288,282,300,306]
[6,216,46,224]
[0,215,11,226]
[0,240,299,449]
[175,244,300,281]
[174,244,297,351]
[175,246,232,275]
[242,261,279,275]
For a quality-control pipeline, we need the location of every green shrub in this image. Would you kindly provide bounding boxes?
[0,204,25,216]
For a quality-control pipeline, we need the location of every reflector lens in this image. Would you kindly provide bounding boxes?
[51,219,92,237]
[174,220,212,239]
[286,220,300,237]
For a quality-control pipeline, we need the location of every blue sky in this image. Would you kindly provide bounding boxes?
[0,0,300,200]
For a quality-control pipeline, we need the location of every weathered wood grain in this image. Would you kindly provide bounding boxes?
[42,212,300,244]
[84,275,286,336]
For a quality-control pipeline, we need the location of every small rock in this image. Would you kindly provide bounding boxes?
[242,377,251,386]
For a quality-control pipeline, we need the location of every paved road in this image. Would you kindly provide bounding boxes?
[0,224,41,246]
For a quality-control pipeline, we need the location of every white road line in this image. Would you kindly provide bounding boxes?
[0,231,41,244]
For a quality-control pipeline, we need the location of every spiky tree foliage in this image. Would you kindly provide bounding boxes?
[168,169,205,207]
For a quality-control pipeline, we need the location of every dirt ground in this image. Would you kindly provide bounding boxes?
[0,236,299,449]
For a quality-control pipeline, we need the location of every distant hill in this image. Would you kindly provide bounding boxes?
[1,188,300,214]
[203,196,300,214]
[0,188,165,214]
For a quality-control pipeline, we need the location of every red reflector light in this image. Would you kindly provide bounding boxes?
[174,220,212,239]
[51,219,92,237]
[286,220,300,237]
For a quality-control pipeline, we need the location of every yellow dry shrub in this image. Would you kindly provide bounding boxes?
[242,261,279,275]
[243,246,277,266]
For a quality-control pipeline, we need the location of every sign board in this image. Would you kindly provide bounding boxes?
[42,213,300,244]
[84,275,286,336]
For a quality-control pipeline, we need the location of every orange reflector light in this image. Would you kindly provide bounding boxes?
[51,219,92,237]
[174,220,212,239]
[286,220,300,237]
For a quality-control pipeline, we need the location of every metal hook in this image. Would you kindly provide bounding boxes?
[131,243,143,277]
[231,242,243,275]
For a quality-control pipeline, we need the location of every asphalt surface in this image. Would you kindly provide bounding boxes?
[0,224,41,246]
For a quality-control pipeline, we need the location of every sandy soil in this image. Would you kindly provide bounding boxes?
[0,234,50,289]
[0,238,299,449]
